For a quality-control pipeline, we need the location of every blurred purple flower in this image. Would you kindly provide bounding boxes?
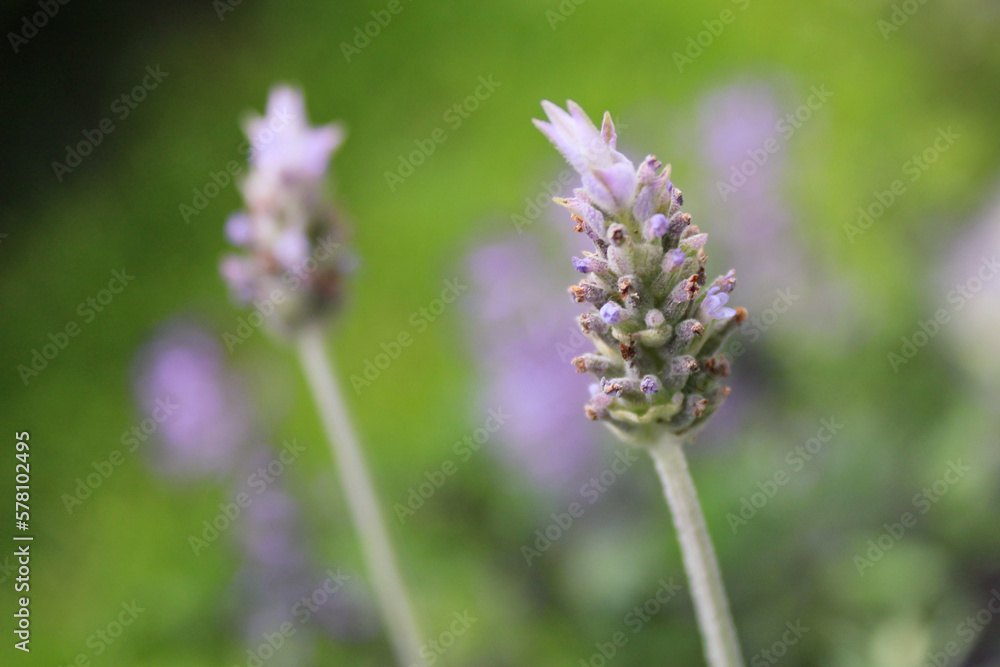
[465,237,601,490]
[697,80,856,341]
[239,86,345,221]
[133,322,251,478]
[135,321,375,649]
[221,85,352,333]
[697,83,802,306]
[245,85,344,184]
[233,470,377,646]
[941,184,1000,393]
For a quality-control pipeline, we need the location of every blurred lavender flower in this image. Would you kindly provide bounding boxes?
[466,238,601,489]
[220,87,423,664]
[233,466,377,653]
[941,184,1000,394]
[697,82,852,336]
[135,320,376,652]
[133,322,251,478]
[697,84,803,308]
[535,100,746,444]
[221,85,353,334]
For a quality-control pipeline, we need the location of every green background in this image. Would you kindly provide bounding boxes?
[2,0,999,664]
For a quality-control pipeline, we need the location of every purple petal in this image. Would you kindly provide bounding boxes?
[704,287,737,320]
[600,302,625,324]
[663,249,687,272]
[225,213,254,246]
[636,155,662,185]
[640,375,662,395]
[600,111,617,149]
[583,162,637,214]
[680,233,708,251]
[555,197,606,237]
[644,213,670,240]
[273,230,310,270]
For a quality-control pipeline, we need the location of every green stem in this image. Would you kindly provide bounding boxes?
[649,435,744,667]
[295,325,423,666]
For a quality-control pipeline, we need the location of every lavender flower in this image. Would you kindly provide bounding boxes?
[940,186,1000,393]
[535,100,747,444]
[702,286,737,320]
[133,322,250,477]
[465,239,600,489]
[697,83,828,313]
[220,85,353,334]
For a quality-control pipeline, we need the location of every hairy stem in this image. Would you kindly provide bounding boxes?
[649,435,743,667]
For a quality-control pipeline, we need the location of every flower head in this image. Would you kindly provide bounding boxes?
[220,85,353,334]
[535,100,747,443]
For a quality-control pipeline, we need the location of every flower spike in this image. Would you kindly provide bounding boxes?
[220,85,354,334]
[535,100,746,444]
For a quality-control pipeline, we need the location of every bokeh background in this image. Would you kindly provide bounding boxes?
[2,0,1000,664]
